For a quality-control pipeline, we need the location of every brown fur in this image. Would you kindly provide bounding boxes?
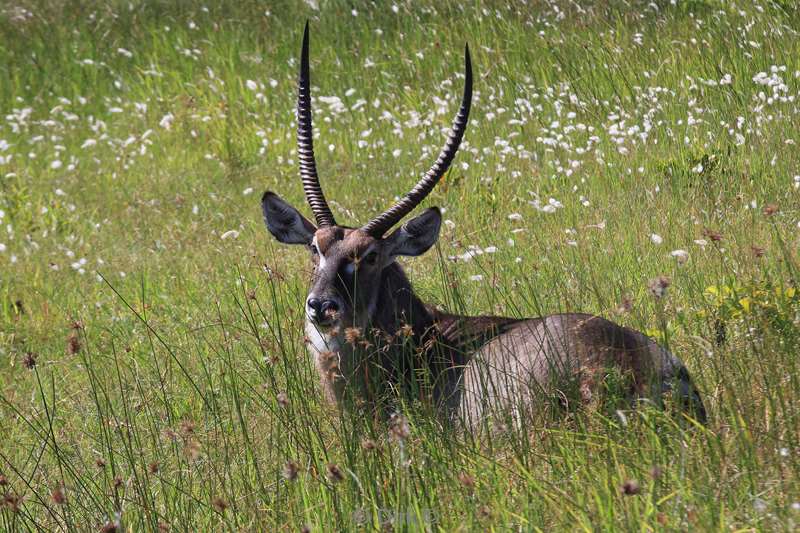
[261,193,706,428]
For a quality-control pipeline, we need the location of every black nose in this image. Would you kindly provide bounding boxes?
[307,297,339,319]
[320,299,338,314]
[307,297,322,315]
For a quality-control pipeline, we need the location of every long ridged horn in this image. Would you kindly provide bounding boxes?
[297,22,336,227]
[361,44,472,237]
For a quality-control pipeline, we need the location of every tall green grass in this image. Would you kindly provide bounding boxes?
[1,1,799,530]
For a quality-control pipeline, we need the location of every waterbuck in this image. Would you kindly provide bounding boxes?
[261,25,706,428]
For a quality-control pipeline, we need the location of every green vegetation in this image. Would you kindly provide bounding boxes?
[1,1,799,530]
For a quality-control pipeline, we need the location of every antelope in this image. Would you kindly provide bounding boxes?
[260,24,706,429]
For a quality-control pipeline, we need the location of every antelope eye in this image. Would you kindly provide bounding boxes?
[363,251,379,265]
[309,244,319,255]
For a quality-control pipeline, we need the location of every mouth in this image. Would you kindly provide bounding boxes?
[307,309,340,329]
[308,317,337,329]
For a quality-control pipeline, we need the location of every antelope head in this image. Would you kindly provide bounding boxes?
[261,24,472,332]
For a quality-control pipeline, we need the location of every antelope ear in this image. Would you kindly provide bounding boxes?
[385,207,442,257]
[261,191,316,245]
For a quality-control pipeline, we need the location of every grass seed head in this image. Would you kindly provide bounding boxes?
[326,463,344,483]
[211,496,228,513]
[100,520,120,533]
[650,465,663,479]
[344,327,362,345]
[179,420,195,436]
[458,472,475,491]
[283,460,300,481]
[763,203,779,216]
[397,323,414,338]
[276,392,289,407]
[2,492,21,513]
[361,438,381,452]
[67,332,81,355]
[615,295,633,315]
[702,228,723,242]
[388,413,411,442]
[621,479,641,495]
[51,485,66,505]
[22,352,36,369]
[647,276,670,299]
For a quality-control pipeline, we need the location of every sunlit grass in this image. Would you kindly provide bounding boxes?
[1,1,799,530]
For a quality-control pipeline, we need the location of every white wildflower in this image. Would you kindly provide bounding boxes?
[650,233,663,245]
[246,79,258,91]
[670,249,689,264]
[221,230,240,240]
[159,113,175,129]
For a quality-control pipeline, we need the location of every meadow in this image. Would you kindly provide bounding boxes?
[1,0,799,530]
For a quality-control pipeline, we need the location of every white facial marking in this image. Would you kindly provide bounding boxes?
[305,320,340,355]
[311,235,327,269]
